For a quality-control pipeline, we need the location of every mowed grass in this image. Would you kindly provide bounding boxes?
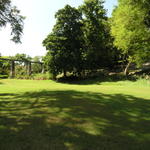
[0,79,150,150]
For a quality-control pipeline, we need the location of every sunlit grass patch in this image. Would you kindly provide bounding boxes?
[0,79,150,150]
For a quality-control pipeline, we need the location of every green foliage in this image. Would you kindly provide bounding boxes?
[111,0,150,67]
[32,72,52,80]
[12,53,32,62]
[15,65,27,78]
[0,74,8,78]
[15,74,31,80]
[43,2,116,79]
[0,58,10,76]
[15,72,52,80]
[43,5,84,78]
[32,56,43,73]
[80,0,112,69]
[0,0,24,43]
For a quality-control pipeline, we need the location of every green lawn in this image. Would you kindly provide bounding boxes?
[0,79,150,150]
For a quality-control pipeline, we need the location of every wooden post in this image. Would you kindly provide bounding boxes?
[25,61,28,74]
[41,64,45,74]
[28,62,31,76]
[10,60,15,78]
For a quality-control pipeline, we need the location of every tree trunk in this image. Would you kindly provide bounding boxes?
[64,70,67,78]
[41,64,45,74]
[124,62,131,76]
[52,74,56,80]
[78,72,81,78]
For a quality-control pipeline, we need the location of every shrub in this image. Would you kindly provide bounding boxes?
[14,72,52,80]
[15,74,32,79]
[0,74,9,79]
[32,72,53,80]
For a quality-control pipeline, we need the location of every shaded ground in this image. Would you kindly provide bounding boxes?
[57,74,137,85]
[0,89,150,150]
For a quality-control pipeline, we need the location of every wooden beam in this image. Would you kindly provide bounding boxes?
[0,57,43,64]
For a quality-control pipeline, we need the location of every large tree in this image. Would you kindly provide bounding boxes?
[80,0,111,70]
[0,0,24,43]
[111,0,150,75]
[43,5,84,78]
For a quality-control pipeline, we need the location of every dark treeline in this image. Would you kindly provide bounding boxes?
[43,0,150,79]
[43,0,119,79]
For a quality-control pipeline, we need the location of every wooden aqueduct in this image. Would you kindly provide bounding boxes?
[0,57,44,78]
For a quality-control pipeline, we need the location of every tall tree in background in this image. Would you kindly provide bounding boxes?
[12,53,31,63]
[0,0,24,43]
[80,0,110,70]
[43,5,84,78]
[32,56,43,73]
[111,0,150,75]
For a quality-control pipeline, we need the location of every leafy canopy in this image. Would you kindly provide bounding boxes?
[80,0,112,69]
[0,0,24,43]
[43,5,83,77]
[111,0,150,66]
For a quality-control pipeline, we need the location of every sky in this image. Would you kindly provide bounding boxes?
[0,0,117,57]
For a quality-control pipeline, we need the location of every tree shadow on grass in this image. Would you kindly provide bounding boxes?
[57,75,137,85]
[0,81,3,85]
[0,90,150,150]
